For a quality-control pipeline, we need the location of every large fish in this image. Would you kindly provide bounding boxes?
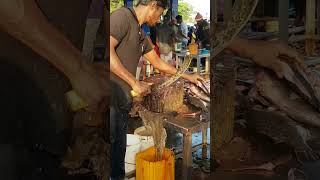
[186,94,210,112]
[255,71,320,128]
[186,83,210,112]
[188,83,210,103]
[246,109,319,162]
[279,56,320,111]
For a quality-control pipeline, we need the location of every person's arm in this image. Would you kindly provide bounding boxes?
[110,36,151,96]
[110,36,137,90]
[0,0,84,78]
[109,9,152,96]
[227,37,256,59]
[228,37,306,78]
[144,50,203,84]
[0,0,108,111]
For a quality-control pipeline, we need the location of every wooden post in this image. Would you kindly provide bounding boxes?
[182,133,192,180]
[224,0,233,24]
[205,56,210,74]
[202,125,208,160]
[317,0,320,35]
[211,62,236,172]
[306,0,316,56]
[211,0,218,24]
[196,57,201,74]
[278,0,289,42]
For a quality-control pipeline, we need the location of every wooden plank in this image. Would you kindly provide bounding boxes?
[289,34,320,43]
[182,133,193,180]
[278,0,289,42]
[306,0,316,56]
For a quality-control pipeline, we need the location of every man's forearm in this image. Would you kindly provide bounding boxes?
[227,37,256,59]
[153,58,192,81]
[144,50,176,74]
[0,0,85,78]
[144,50,192,80]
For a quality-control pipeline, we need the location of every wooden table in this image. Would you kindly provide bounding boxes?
[164,112,210,180]
[175,51,210,74]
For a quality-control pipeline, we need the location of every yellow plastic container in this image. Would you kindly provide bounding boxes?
[136,147,174,180]
[188,43,198,55]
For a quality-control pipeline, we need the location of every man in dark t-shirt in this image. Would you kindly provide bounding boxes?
[195,12,210,49]
[110,0,203,178]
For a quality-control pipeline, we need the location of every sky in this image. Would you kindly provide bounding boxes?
[181,0,210,21]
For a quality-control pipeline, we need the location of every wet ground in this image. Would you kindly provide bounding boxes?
[128,119,300,180]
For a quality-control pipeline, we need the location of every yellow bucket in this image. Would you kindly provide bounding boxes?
[136,147,174,180]
[188,43,198,55]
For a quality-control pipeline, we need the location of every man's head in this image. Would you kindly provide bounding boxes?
[137,0,168,26]
[176,15,183,24]
[163,14,170,24]
[189,26,195,32]
[195,12,203,24]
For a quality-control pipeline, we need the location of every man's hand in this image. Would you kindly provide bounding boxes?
[69,62,108,112]
[0,0,109,112]
[184,73,204,86]
[132,81,152,97]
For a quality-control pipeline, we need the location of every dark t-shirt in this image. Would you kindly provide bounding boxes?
[110,7,153,106]
[196,20,210,46]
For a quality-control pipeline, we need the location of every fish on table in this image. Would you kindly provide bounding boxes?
[246,109,320,163]
[254,71,320,128]
[184,81,210,112]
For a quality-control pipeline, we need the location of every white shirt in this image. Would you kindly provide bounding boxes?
[177,22,188,43]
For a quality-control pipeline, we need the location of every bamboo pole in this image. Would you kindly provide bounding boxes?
[306,0,316,56]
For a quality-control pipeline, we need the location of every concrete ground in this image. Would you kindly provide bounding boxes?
[128,119,299,180]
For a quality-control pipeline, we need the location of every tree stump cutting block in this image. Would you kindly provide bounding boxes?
[143,75,184,113]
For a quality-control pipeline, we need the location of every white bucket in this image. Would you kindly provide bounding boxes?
[134,126,154,151]
[125,134,141,165]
